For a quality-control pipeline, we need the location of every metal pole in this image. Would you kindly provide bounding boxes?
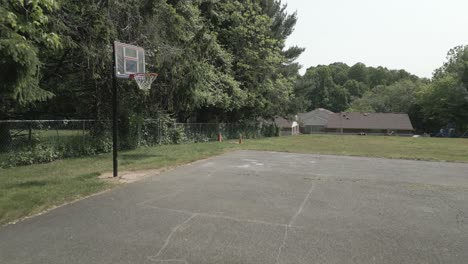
[112,42,118,177]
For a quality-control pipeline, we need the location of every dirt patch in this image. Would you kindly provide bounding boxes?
[99,169,165,184]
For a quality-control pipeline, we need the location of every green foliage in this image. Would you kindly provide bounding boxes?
[0,0,60,105]
[343,80,368,98]
[347,80,425,113]
[170,126,187,144]
[413,45,468,133]
[434,45,468,86]
[2,144,59,167]
[418,75,468,132]
[19,0,303,126]
[329,63,350,85]
[348,63,369,84]
[295,62,418,113]
[57,136,113,158]
[200,0,302,119]
[261,123,280,137]
[1,130,113,168]
[4,0,467,136]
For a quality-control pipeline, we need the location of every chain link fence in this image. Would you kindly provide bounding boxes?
[0,120,110,151]
[0,119,273,167]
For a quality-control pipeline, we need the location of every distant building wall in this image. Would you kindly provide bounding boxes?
[300,125,326,134]
[325,128,413,136]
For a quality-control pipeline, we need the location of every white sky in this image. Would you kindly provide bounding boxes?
[284,0,468,78]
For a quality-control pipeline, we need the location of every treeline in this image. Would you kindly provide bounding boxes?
[295,46,468,133]
[294,62,421,112]
[0,0,302,124]
[1,0,468,135]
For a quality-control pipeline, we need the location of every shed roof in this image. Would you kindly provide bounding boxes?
[326,112,414,130]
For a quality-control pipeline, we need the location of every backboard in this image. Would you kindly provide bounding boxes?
[114,41,145,78]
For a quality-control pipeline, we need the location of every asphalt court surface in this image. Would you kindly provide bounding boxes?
[1,150,468,263]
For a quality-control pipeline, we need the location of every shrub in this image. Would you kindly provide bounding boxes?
[170,126,187,144]
[262,123,280,137]
[56,135,113,158]
[0,134,113,168]
[2,144,60,168]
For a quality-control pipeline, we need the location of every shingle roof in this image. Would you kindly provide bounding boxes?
[298,108,333,126]
[274,117,298,128]
[326,112,414,130]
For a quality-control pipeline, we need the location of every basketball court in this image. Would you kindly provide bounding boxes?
[1,150,468,263]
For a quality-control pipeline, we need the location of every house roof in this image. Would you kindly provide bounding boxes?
[298,108,333,126]
[326,112,414,130]
[274,117,298,128]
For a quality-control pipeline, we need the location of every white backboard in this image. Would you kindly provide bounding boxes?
[114,41,145,78]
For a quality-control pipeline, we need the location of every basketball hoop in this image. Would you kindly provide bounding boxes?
[129,73,159,91]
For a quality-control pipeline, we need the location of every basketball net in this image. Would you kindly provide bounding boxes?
[129,73,159,92]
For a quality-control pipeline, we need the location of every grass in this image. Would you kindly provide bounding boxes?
[242,134,468,163]
[1,134,467,225]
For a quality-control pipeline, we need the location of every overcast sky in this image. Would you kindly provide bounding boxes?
[284,0,468,78]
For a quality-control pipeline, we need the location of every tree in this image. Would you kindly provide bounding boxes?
[0,0,61,106]
[19,0,303,125]
[348,63,369,84]
[368,66,390,87]
[434,45,468,86]
[296,65,357,112]
[329,62,350,86]
[347,80,425,114]
[200,0,302,120]
[0,0,61,150]
[329,85,350,112]
[419,74,468,133]
[296,62,424,117]
[343,80,368,98]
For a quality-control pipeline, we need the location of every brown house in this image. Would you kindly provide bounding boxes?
[326,112,414,135]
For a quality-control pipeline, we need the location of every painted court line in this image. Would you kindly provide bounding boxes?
[151,259,188,264]
[276,181,316,264]
[289,182,316,227]
[148,214,198,262]
[275,225,289,264]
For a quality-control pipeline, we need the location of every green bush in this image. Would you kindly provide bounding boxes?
[1,134,113,168]
[91,136,113,153]
[2,144,60,168]
[56,135,113,158]
[170,126,187,144]
[262,123,279,137]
